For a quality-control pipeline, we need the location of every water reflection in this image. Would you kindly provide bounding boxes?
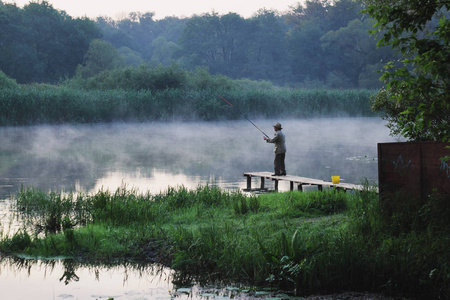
[0,256,397,300]
[0,256,175,299]
[0,256,301,300]
[92,169,209,195]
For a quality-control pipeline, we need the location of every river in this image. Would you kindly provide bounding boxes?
[0,118,399,299]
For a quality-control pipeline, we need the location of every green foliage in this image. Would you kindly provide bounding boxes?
[88,187,160,226]
[75,39,124,79]
[0,78,377,126]
[221,88,377,119]
[0,70,18,89]
[321,19,384,88]
[0,0,396,88]
[0,1,100,83]
[78,64,186,91]
[364,0,450,141]
[259,190,348,218]
[15,186,80,234]
[3,182,450,298]
[158,184,231,211]
[185,67,236,90]
[284,189,348,215]
[232,193,260,215]
[2,230,32,252]
[346,188,450,298]
[178,12,251,78]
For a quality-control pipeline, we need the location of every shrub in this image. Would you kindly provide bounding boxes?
[0,71,19,89]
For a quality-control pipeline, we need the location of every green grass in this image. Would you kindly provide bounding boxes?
[1,185,448,298]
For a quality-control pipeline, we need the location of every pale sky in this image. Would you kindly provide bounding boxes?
[6,0,301,19]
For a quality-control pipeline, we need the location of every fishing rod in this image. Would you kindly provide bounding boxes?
[219,95,270,139]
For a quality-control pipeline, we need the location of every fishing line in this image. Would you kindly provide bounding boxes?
[218,95,270,138]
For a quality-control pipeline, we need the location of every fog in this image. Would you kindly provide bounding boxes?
[0,118,399,200]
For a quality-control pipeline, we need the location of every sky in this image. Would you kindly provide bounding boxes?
[6,0,301,19]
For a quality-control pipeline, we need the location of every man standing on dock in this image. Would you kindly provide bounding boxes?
[264,122,286,176]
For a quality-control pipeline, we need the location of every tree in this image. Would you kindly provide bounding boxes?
[75,39,124,78]
[285,0,364,86]
[151,36,179,65]
[364,0,450,141]
[247,9,289,84]
[118,46,144,66]
[0,1,35,82]
[321,19,380,88]
[327,0,362,29]
[0,1,99,83]
[286,0,330,31]
[178,12,252,77]
[287,22,328,83]
[0,70,18,89]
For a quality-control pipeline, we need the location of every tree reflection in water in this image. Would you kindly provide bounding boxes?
[59,259,79,285]
[0,256,175,300]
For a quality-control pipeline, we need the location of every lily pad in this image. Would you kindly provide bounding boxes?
[177,288,192,294]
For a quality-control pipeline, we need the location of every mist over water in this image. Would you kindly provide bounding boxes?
[0,117,399,299]
[0,118,398,200]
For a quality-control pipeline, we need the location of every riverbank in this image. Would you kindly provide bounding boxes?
[0,185,448,299]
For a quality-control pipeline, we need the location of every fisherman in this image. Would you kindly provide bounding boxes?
[264,122,286,176]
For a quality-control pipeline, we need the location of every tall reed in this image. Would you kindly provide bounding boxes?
[0,85,377,126]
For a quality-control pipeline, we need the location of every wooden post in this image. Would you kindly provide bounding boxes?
[274,179,279,191]
[318,185,323,192]
[260,177,265,189]
[298,183,303,192]
[290,181,294,191]
[246,175,252,190]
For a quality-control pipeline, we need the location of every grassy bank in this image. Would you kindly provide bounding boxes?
[0,85,376,126]
[0,185,449,298]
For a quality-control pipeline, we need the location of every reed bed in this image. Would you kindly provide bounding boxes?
[0,85,377,126]
[0,185,449,298]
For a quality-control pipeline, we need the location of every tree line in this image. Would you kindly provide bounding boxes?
[0,0,397,88]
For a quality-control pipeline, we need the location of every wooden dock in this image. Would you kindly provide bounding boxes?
[243,171,365,192]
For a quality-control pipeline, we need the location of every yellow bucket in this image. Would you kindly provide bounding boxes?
[332,176,340,184]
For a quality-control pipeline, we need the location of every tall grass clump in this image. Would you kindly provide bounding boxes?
[155,184,232,211]
[87,187,160,226]
[15,187,86,234]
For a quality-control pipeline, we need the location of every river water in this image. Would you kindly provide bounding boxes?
[0,118,399,299]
